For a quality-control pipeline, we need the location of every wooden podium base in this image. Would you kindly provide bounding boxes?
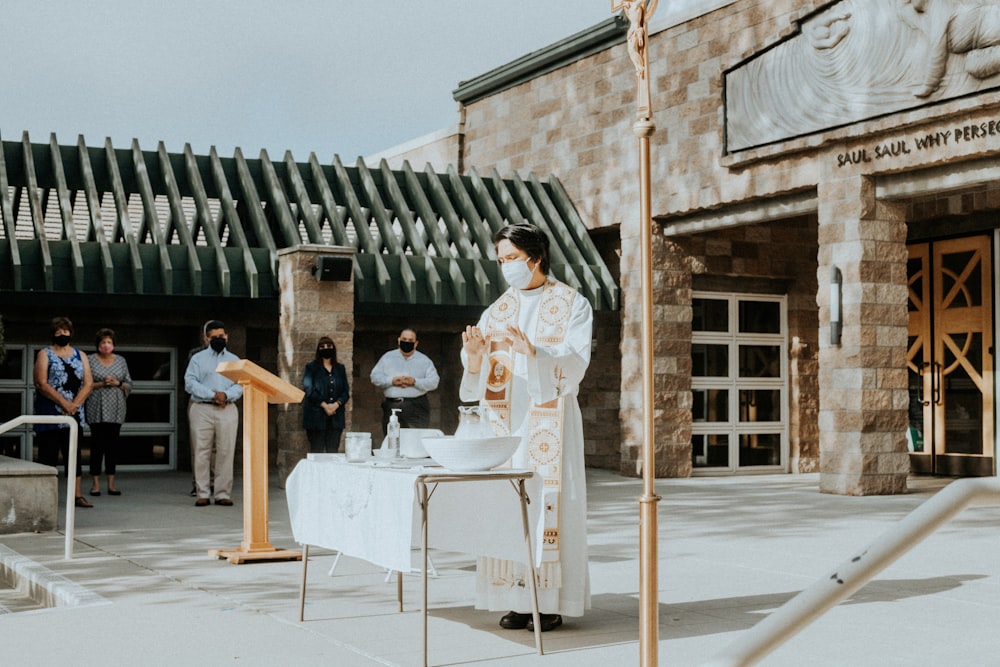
[209,547,303,565]
[209,360,307,567]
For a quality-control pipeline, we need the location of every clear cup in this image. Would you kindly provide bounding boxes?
[345,432,372,462]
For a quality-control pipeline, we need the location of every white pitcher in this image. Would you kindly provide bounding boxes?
[454,405,497,439]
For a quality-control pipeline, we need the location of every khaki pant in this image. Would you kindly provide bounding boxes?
[189,401,238,500]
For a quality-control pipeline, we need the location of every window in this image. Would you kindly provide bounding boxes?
[691,293,787,473]
[0,346,28,458]
[115,348,177,469]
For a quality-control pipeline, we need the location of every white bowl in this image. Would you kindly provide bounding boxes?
[421,435,521,472]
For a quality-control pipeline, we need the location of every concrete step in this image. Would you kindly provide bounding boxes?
[0,455,58,534]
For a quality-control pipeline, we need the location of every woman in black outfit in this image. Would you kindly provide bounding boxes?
[302,337,349,453]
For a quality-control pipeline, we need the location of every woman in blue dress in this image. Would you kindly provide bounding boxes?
[33,316,94,508]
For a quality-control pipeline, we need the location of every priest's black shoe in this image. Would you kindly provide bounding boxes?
[526,614,563,632]
[498,611,531,629]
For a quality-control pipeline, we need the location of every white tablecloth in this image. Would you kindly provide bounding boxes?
[285,457,543,573]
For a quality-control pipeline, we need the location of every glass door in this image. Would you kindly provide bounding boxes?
[907,235,995,475]
[692,293,787,473]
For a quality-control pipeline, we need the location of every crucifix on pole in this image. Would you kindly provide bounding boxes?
[614,0,658,120]
[612,1,661,665]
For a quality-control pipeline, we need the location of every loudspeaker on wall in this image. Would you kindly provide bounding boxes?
[313,255,353,282]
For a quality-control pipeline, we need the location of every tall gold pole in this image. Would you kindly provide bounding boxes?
[635,118,660,667]
[613,2,661,665]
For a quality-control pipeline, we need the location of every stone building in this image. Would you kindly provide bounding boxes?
[401,0,1000,495]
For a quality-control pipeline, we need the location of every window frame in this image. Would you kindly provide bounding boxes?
[691,292,788,474]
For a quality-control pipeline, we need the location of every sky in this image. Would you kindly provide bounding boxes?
[1,1,614,162]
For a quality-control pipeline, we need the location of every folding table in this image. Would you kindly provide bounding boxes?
[286,457,545,666]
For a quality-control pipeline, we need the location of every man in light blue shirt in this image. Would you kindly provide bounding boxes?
[370,328,439,436]
[184,320,243,506]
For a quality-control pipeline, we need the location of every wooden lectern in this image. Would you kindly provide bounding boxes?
[209,359,305,564]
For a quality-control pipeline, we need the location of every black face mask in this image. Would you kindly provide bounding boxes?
[398,341,415,354]
[319,348,335,360]
[52,334,71,347]
[209,337,227,353]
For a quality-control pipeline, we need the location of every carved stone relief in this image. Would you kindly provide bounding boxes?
[725,0,1000,153]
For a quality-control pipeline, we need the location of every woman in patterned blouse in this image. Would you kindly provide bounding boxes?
[85,328,132,496]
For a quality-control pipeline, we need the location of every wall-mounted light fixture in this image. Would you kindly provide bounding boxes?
[830,265,843,346]
[312,255,353,282]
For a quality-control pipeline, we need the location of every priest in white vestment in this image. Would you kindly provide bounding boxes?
[461,223,593,633]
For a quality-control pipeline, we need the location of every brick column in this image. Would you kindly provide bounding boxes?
[817,175,909,495]
[275,245,355,485]
[656,234,694,478]
[620,221,692,478]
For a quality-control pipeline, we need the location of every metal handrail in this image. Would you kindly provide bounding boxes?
[703,477,1000,666]
[0,415,79,560]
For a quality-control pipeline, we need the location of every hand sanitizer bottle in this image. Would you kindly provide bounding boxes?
[387,408,402,458]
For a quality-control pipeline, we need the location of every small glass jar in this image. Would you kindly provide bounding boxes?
[345,432,372,461]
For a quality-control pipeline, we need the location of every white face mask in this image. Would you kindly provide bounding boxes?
[501,259,535,290]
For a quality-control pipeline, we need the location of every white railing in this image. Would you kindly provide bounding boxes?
[703,477,1000,666]
[0,415,79,560]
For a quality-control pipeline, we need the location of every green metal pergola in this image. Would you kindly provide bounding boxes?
[0,131,618,314]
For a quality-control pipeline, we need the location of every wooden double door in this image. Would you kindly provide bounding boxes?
[907,235,995,475]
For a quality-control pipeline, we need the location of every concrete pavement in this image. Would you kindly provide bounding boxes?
[2,468,999,666]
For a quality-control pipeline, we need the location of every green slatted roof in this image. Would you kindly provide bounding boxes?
[0,132,618,311]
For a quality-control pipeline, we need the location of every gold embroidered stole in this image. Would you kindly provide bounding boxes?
[480,280,575,590]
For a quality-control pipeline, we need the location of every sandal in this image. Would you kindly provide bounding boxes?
[75,496,93,508]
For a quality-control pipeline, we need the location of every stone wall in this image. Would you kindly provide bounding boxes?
[908,185,1000,224]
[580,309,623,471]
[275,246,355,483]
[364,124,463,173]
[816,177,910,495]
